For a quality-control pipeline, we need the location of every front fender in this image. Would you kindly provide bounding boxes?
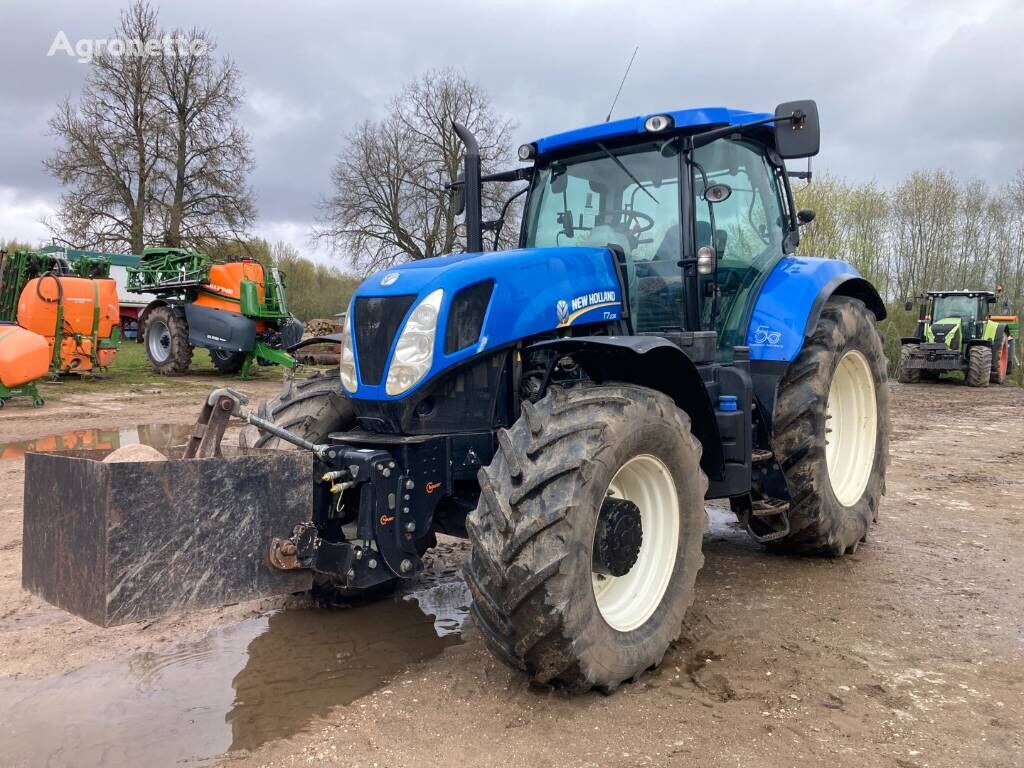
[528,335,723,480]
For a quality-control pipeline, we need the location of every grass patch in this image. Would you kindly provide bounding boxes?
[40,341,296,399]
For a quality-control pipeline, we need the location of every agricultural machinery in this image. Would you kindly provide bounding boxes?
[898,290,1017,386]
[127,248,303,378]
[24,100,890,691]
[0,248,121,405]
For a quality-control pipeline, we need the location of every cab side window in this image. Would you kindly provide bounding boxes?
[693,139,788,351]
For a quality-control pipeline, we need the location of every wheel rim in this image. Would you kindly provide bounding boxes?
[592,454,679,632]
[147,319,172,364]
[825,350,878,507]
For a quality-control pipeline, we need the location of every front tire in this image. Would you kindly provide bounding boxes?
[239,368,397,602]
[966,346,991,387]
[770,296,889,555]
[465,384,707,691]
[897,343,921,383]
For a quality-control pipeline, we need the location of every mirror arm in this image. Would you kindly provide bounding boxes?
[689,113,799,150]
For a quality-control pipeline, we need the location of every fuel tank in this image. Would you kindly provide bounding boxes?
[17,275,120,372]
[0,323,50,387]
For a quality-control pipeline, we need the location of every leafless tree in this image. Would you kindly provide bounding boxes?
[45,1,254,254]
[44,1,164,253]
[315,69,520,274]
[154,26,255,247]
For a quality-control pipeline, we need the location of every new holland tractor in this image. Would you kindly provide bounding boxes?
[898,290,1016,386]
[22,100,889,692]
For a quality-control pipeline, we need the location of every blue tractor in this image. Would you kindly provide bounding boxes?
[237,99,890,690]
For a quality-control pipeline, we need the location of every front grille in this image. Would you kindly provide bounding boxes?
[354,295,417,385]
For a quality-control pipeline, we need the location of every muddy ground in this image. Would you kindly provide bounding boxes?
[0,376,1021,767]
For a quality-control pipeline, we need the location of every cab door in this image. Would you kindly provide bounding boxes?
[692,138,791,357]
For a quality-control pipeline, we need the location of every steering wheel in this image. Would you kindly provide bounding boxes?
[601,209,656,236]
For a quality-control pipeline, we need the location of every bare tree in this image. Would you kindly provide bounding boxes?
[154,27,255,247]
[45,1,164,253]
[45,1,254,254]
[315,69,519,274]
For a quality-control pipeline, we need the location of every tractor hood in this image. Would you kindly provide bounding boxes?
[345,246,623,400]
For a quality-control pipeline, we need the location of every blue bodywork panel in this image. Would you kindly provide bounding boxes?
[533,106,771,156]
[746,256,863,362]
[347,247,623,400]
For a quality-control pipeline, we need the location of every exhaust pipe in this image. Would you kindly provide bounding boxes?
[452,121,483,253]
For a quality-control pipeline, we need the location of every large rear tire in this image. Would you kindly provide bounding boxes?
[966,345,991,387]
[770,296,889,556]
[143,305,192,375]
[991,332,1009,384]
[897,343,922,383]
[239,368,397,602]
[465,384,707,692]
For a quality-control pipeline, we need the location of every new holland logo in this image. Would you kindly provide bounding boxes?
[556,300,569,323]
[381,272,400,286]
[555,290,619,327]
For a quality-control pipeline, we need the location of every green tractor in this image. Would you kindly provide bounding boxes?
[898,290,1017,386]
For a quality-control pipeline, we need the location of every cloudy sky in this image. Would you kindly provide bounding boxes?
[0,0,1020,267]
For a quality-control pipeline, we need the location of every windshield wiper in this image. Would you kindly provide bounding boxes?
[595,142,658,204]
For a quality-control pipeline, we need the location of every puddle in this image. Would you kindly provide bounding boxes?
[0,423,193,460]
[0,581,469,766]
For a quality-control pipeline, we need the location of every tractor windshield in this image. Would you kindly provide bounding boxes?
[932,295,982,321]
[524,141,684,332]
[525,142,679,262]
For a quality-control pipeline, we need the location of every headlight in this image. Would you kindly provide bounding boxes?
[339,309,357,392]
[386,289,443,396]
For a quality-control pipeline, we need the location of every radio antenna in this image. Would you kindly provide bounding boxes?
[605,46,639,123]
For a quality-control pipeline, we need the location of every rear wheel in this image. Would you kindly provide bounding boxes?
[465,384,707,691]
[769,297,889,555]
[143,306,192,375]
[897,343,921,383]
[991,334,1009,384]
[966,345,991,387]
[239,368,398,602]
[210,348,247,374]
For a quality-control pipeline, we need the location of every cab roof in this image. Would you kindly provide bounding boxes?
[532,106,772,156]
[927,290,996,298]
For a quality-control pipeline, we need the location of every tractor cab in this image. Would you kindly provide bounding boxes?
[519,108,802,355]
[451,104,821,366]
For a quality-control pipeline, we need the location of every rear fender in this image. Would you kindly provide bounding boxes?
[747,257,885,363]
[527,336,723,480]
[803,275,886,336]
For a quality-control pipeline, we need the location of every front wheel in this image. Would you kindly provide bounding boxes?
[966,346,991,387]
[897,343,922,383]
[769,296,890,555]
[465,384,707,691]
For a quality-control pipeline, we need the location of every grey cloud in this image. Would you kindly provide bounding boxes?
[1,0,1020,253]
